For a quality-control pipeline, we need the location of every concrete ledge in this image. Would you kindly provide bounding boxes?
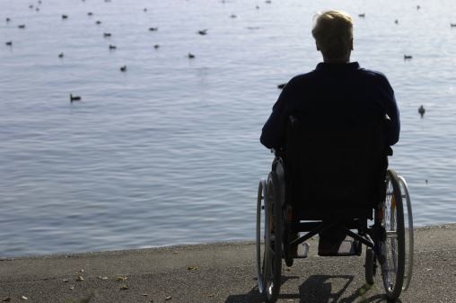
[1,224,455,303]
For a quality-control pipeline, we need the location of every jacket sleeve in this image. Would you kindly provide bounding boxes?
[260,84,292,149]
[381,77,400,146]
[260,87,286,149]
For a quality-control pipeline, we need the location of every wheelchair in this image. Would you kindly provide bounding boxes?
[256,116,414,303]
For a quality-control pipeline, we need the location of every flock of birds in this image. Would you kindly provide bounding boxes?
[2,1,450,116]
[357,6,435,119]
[274,3,455,119]
[358,4,455,63]
[4,0,242,103]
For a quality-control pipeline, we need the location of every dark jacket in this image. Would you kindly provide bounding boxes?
[260,62,400,149]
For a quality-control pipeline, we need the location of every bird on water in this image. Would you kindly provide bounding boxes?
[418,105,425,117]
[70,94,81,102]
[404,54,413,60]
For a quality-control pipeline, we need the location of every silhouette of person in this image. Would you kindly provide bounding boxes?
[261,10,400,150]
[260,10,400,255]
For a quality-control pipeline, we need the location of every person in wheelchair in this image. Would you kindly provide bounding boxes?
[260,10,400,256]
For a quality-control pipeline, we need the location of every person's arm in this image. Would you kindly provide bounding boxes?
[385,88,400,146]
[386,96,400,146]
[378,76,400,146]
[260,84,292,149]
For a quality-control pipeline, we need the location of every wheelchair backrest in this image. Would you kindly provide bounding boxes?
[284,115,388,219]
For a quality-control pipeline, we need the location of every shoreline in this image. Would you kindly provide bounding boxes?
[1,224,455,302]
[0,223,456,262]
[2,223,455,260]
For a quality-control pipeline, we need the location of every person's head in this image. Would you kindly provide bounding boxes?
[311,10,354,63]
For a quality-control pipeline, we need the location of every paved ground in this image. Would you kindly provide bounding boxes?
[1,224,455,303]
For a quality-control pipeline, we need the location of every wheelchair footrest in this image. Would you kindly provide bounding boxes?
[318,239,361,257]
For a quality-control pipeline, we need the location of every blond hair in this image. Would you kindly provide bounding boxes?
[311,10,353,61]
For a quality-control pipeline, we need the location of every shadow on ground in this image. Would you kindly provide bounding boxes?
[225,275,402,303]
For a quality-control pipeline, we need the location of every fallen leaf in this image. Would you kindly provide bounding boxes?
[20,296,28,301]
[119,284,129,290]
[187,266,199,271]
[70,286,75,290]
[165,296,172,301]
[76,275,85,281]
[116,276,128,282]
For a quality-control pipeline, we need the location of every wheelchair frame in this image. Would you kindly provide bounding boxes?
[255,118,414,303]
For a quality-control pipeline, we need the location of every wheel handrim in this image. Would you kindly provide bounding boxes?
[265,173,282,301]
[255,176,282,302]
[380,170,405,299]
[398,176,414,291]
[256,180,267,293]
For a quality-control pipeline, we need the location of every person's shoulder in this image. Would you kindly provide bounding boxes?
[357,65,389,80]
[356,64,394,90]
[286,69,319,86]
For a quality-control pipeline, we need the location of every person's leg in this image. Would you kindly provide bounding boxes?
[318,224,346,255]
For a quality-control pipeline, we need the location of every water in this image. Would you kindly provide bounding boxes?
[1,0,456,257]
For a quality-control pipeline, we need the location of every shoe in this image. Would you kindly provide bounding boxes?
[318,237,344,256]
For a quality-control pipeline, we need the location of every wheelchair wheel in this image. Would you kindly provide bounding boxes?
[398,175,414,291]
[379,169,406,300]
[255,173,283,303]
[256,179,267,294]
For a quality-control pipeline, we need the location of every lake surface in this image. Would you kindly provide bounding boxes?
[1,0,456,257]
